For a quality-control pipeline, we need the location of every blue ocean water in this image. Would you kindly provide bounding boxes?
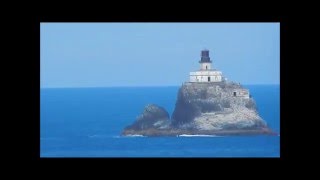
[40,85,280,157]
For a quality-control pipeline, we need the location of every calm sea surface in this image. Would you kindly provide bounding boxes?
[40,85,280,157]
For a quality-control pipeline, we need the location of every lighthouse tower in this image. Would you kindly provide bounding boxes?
[199,49,212,70]
[189,49,223,83]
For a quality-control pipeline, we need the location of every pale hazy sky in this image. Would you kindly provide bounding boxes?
[40,23,279,88]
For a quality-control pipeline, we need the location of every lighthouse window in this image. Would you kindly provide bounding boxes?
[206,66,207,70]
[208,77,211,82]
[233,92,236,96]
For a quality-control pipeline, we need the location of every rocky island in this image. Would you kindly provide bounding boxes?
[122,50,276,136]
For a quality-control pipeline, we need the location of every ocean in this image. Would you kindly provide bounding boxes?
[40,85,280,157]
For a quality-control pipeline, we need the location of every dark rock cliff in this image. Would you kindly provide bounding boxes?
[122,82,275,136]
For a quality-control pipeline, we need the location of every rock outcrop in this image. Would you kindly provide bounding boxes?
[123,104,170,132]
[122,82,275,136]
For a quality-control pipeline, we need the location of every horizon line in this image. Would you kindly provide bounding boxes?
[40,83,280,89]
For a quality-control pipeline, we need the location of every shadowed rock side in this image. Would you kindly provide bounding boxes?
[122,82,276,136]
[123,104,170,131]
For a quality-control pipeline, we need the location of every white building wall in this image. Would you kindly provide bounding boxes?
[190,71,222,76]
[189,71,223,82]
[200,63,211,70]
[233,89,250,98]
[190,75,198,82]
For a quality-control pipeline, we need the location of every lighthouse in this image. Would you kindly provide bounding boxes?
[189,49,223,83]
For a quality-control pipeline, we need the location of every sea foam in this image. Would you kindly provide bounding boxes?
[126,134,146,137]
[178,134,222,137]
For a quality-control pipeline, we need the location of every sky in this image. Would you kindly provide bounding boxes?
[40,23,279,88]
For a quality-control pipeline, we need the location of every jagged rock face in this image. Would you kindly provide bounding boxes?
[122,82,274,136]
[170,87,202,127]
[171,82,266,130]
[123,104,170,131]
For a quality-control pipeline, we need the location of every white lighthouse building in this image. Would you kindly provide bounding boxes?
[189,49,224,83]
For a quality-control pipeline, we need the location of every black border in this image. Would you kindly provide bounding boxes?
[25,15,292,168]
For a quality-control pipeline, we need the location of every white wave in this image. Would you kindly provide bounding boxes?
[125,134,146,137]
[111,135,146,138]
[88,134,109,138]
[178,134,222,137]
